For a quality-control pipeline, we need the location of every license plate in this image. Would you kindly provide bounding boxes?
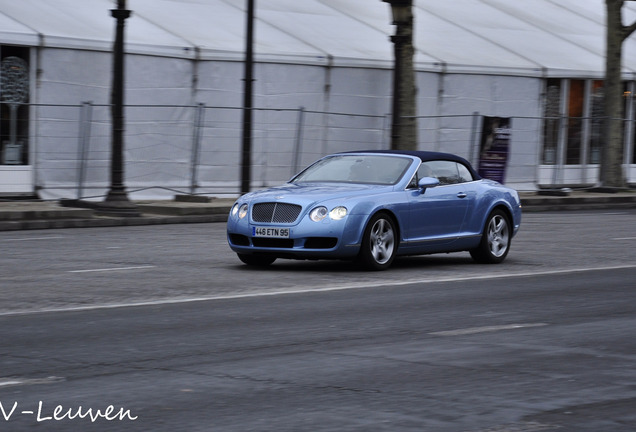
[252,227,290,238]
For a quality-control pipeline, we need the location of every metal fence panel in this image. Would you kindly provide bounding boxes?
[20,104,636,199]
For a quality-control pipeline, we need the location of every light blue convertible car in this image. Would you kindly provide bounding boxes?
[227,150,521,270]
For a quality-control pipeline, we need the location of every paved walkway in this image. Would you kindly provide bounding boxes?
[0,191,635,232]
[0,197,234,231]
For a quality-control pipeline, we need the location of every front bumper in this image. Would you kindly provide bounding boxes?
[227,214,365,260]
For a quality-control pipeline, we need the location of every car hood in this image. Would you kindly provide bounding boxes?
[242,182,392,206]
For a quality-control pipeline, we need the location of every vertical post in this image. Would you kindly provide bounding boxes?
[390,35,403,148]
[100,0,139,215]
[599,0,629,189]
[292,106,305,176]
[470,111,480,165]
[626,80,636,168]
[241,0,255,194]
[9,105,18,147]
[190,103,205,194]
[76,102,93,199]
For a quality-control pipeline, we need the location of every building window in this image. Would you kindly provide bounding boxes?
[633,89,636,163]
[1,45,30,165]
[588,81,604,164]
[542,79,560,165]
[542,78,632,167]
[628,85,636,165]
[566,79,585,165]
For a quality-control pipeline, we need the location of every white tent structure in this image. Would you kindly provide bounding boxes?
[1,0,635,198]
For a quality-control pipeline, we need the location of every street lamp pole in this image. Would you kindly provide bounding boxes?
[382,0,417,151]
[240,0,255,195]
[100,0,139,216]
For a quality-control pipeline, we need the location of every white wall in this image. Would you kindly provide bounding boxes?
[427,72,543,190]
[35,48,198,199]
[32,47,554,199]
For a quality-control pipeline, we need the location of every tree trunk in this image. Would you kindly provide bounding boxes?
[602,0,627,188]
[387,1,418,151]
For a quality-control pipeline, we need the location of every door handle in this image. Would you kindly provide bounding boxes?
[457,192,467,199]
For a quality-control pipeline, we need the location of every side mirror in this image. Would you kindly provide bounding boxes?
[418,176,440,192]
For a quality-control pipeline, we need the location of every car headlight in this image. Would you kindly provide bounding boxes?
[232,203,248,219]
[239,204,248,219]
[310,206,328,222]
[329,206,348,220]
[310,206,348,222]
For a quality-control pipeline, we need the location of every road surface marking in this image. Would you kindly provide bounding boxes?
[68,265,156,273]
[612,237,636,240]
[429,323,548,337]
[0,377,64,388]
[2,263,635,317]
[3,236,64,242]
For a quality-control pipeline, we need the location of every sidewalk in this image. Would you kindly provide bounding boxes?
[0,191,635,232]
[0,197,235,232]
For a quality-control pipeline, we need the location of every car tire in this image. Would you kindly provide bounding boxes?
[356,213,398,271]
[237,253,276,267]
[470,209,511,264]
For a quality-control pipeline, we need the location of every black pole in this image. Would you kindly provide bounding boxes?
[390,34,404,149]
[101,0,139,216]
[240,0,254,194]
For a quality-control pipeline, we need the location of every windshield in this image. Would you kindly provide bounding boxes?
[291,155,412,185]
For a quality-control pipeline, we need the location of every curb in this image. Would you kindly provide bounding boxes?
[520,193,636,212]
[0,213,228,232]
[1,193,634,232]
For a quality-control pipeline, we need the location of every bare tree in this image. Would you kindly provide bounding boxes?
[602,0,636,188]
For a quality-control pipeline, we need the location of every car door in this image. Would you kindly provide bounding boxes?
[405,161,472,244]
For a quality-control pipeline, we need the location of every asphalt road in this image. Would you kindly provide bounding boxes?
[1,210,635,431]
[1,209,635,314]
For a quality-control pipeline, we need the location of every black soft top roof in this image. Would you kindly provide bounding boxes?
[338,149,482,180]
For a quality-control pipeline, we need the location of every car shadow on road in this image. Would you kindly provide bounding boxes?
[231,253,479,273]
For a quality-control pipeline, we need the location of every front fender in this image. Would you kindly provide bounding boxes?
[344,200,408,246]
[341,213,368,247]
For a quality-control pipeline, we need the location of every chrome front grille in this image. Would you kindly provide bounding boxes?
[252,202,302,223]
